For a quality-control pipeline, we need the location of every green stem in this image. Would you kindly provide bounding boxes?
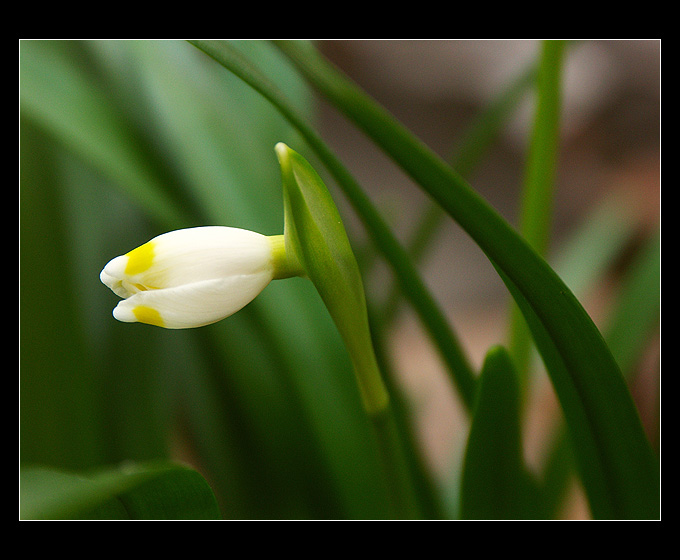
[507,41,564,388]
[268,234,305,280]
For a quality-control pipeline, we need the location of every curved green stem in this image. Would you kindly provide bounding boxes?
[507,41,564,390]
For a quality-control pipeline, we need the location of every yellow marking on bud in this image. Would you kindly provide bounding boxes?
[132,305,164,327]
[125,242,155,276]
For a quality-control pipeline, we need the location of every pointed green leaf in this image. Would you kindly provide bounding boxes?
[460,346,546,519]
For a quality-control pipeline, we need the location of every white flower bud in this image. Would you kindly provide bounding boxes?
[100,226,277,329]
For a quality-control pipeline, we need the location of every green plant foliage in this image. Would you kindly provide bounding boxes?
[20,40,392,520]
[190,39,478,411]
[20,462,221,520]
[20,39,659,520]
[507,41,564,383]
[272,40,659,519]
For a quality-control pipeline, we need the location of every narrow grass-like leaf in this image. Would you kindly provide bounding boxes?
[379,63,536,325]
[273,40,659,519]
[507,41,564,384]
[460,346,547,519]
[514,229,660,518]
[536,201,654,516]
[553,198,642,299]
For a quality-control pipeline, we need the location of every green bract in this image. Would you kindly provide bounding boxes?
[276,142,389,415]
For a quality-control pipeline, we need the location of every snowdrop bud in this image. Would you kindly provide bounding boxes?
[100,226,293,329]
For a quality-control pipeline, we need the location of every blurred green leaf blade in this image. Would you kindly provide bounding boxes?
[20,40,188,229]
[20,462,221,520]
[604,231,660,376]
[20,117,104,470]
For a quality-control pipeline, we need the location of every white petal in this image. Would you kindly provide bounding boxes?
[139,227,274,289]
[112,271,273,329]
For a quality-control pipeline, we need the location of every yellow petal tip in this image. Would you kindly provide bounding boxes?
[132,305,165,328]
[125,241,155,276]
